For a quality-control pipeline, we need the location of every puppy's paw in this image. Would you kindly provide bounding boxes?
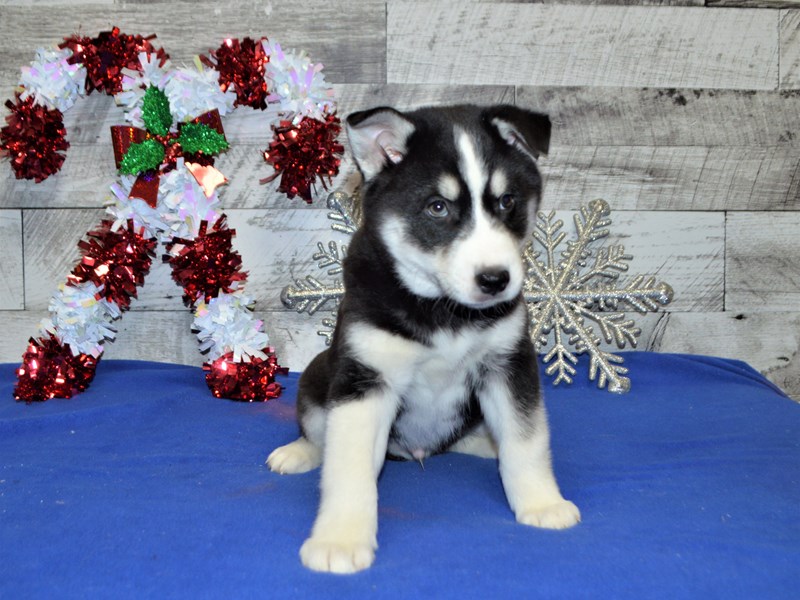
[266,438,322,474]
[300,535,376,574]
[517,500,581,530]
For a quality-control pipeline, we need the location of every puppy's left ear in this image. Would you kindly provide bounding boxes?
[485,105,551,160]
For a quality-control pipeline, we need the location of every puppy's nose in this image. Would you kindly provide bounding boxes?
[476,269,510,296]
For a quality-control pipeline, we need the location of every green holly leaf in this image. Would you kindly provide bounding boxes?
[119,138,165,175]
[179,122,229,156]
[141,86,173,136]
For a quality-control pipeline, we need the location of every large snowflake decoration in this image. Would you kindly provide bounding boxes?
[524,199,673,392]
[282,194,673,392]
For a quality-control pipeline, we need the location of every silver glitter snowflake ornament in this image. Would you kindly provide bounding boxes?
[280,191,357,342]
[524,199,673,393]
[281,193,673,392]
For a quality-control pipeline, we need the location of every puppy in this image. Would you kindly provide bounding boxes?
[268,104,580,574]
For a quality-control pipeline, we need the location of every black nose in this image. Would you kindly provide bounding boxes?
[476,269,510,296]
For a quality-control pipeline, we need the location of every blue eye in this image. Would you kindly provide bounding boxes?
[426,197,449,218]
[498,193,516,212]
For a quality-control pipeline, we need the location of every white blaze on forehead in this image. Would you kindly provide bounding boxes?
[490,169,508,198]
[455,128,488,207]
[437,173,460,201]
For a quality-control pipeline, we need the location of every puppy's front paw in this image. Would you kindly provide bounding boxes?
[300,535,376,574]
[517,500,581,530]
[267,438,322,474]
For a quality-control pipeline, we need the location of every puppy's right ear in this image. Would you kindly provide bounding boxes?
[346,107,415,181]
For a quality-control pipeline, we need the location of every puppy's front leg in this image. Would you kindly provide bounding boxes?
[480,375,580,530]
[301,391,396,574]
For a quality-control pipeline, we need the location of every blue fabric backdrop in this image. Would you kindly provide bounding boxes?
[1,352,798,599]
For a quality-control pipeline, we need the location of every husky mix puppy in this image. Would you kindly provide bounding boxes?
[268,104,580,573]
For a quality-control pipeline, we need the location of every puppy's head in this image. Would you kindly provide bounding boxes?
[347,104,550,309]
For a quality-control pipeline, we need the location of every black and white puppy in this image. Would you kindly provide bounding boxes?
[268,104,580,574]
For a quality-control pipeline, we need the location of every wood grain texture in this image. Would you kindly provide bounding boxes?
[726,212,800,312]
[0,210,23,309]
[541,146,800,211]
[708,0,800,7]
[781,10,800,88]
[0,1,385,91]
[388,3,779,89]
[517,87,800,147]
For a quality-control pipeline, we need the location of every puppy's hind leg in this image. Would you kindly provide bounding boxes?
[267,352,329,474]
[448,423,498,459]
[267,437,322,474]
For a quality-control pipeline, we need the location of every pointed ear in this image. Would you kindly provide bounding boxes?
[485,105,551,160]
[346,107,416,181]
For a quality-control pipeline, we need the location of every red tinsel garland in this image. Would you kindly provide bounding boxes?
[14,335,100,402]
[205,37,269,110]
[60,27,169,95]
[263,114,344,203]
[0,93,69,181]
[69,219,157,310]
[165,216,248,308]
[204,350,288,401]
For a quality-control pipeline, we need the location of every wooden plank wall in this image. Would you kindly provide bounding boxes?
[0,0,798,399]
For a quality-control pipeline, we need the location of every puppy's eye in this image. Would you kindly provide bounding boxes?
[498,193,516,212]
[426,197,450,218]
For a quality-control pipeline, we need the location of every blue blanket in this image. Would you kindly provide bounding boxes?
[1,353,798,598]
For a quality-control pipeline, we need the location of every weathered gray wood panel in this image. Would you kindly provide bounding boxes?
[781,10,800,88]
[542,146,800,211]
[726,212,800,312]
[0,209,23,309]
[388,3,779,89]
[517,87,800,147]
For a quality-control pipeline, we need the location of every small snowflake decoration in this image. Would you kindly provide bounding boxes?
[280,191,358,342]
[524,199,673,393]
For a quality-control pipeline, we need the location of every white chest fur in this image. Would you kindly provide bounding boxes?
[345,305,526,457]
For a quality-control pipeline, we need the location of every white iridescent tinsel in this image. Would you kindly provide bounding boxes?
[41,281,120,357]
[193,293,270,362]
[262,39,335,123]
[164,64,237,122]
[114,52,174,127]
[19,47,86,112]
[159,159,222,240]
[106,174,170,238]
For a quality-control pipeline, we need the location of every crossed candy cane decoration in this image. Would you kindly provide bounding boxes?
[1,29,344,401]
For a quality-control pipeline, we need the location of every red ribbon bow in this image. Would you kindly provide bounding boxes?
[110,109,227,207]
